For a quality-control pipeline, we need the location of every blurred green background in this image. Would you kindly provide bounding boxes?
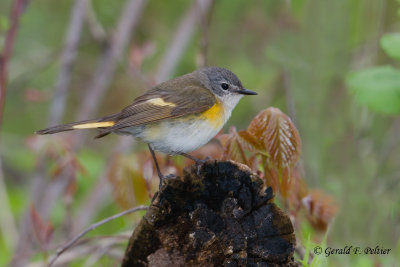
[1,0,400,266]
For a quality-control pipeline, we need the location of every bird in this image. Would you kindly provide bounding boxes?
[37,67,257,187]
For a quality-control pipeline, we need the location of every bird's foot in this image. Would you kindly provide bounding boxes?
[194,156,210,175]
[158,173,176,190]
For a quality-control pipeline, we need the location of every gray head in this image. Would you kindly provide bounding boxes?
[198,67,257,97]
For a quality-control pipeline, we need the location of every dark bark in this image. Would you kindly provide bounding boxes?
[122,160,300,267]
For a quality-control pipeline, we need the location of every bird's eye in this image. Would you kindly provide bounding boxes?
[221,83,229,90]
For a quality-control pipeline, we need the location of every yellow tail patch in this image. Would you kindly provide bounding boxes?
[73,121,115,129]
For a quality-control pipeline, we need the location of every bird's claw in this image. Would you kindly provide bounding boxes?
[159,174,176,190]
[195,156,210,176]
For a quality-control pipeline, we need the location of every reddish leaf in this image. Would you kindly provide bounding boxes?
[70,156,87,175]
[237,130,264,153]
[285,165,308,212]
[30,205,54,248]
[248,107,301,170]
[263,160,280,193]
[247,153,260,172]
[49,155,86,194]
[129,41,155,68]
[24,88,48,102]
[65,178,77,197]
[107,154,150,209]
[219,127,249,165]
[279,167,291,198]
[302,189,339,231]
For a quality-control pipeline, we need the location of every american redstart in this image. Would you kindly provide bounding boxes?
[37,67,257,187]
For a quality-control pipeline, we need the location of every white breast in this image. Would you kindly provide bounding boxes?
[144,117,223,154]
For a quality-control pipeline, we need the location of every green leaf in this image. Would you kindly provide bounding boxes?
[290,0,308,19]
[380,33,400,61]
[0,15,9,32]
[346,66,400,115]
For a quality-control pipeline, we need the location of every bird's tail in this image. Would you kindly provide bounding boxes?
[36,114,118,136]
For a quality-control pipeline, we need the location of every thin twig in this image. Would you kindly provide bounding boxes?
[47,205,148,267]
[84,0,107,43]
[27,243,124,267]
[49,0,88,125]
[197,0,216,67]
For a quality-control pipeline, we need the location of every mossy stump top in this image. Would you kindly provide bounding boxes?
[122,160,299,267]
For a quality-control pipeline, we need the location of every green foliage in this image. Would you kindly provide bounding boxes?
[0,238,12,266]
[299,234,312,266]
[346,66,400,115]
[289,0,308,19]
[346,32,400,115]
[380,33,400,61]
[0,15,9,32]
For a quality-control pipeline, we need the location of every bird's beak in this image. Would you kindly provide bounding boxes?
[236,88,257,95]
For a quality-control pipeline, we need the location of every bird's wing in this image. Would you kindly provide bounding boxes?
[107,83,216,131]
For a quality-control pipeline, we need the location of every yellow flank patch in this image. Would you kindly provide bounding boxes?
[145,124,162,139]
[201,101,224,128]
[147,98,176,107]
[73,121,115,129]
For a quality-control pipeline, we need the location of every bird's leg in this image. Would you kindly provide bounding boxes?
[148,145,174,189]
[179,152,210,175]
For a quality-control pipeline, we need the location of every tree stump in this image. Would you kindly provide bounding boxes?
[122,160,299,267]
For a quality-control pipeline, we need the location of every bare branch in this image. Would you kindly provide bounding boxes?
[27,236,127,267]
[84,0,107,43]
[76,0,148,122]
[48,0,88,125]
[155,0,214,82]
[47,205,148,267]
[197,0,216,67]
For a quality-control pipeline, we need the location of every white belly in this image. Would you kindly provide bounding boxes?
[117,116,224,154]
